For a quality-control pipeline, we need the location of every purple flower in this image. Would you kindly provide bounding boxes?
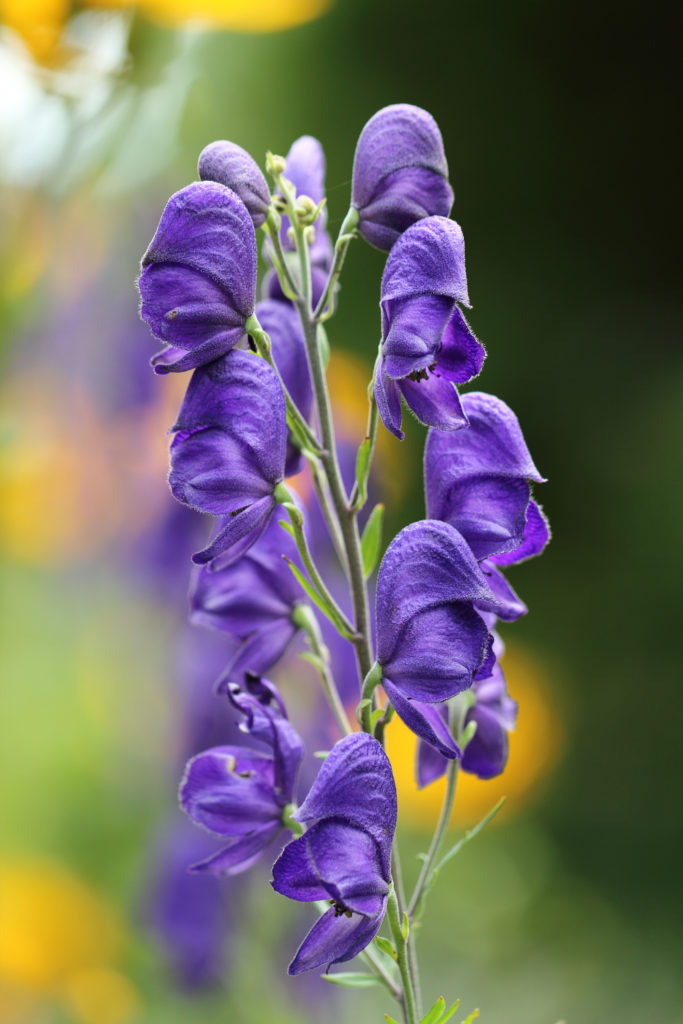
[139,181,257,374]
[168,349,287,565]
[417,636,518,786]
[352,104,454,251]
[198,141,271,228]
[375,217,485,439]
[190,510,303,681]
[180,674,303,875]
[425,391,549,619]
[271,733,396,974]
[255,299,313,475]
[375,520,503,757]
[264,135,332,307]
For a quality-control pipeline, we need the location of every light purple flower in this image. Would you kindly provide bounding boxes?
[352,104,454,251]
[198,141,271,228]
[271,733,396,974]
[375,217,485,439]
[180,674,303,875]
[168,349,286,565]
[139,181,257,374]
[375,520,503,756]
[190,510,303,681]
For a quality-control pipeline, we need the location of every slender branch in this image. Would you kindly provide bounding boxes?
[308,457,349,574]
[350,390,379,510]
[387,887,419,1024]
[361,947,402,1001]
[313,206,359,322]
[393,844,422,1018]
[292,604,353,737]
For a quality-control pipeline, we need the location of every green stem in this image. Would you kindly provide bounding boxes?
[308,457,349,574]
[350,391,379,510]
[313,206,359,322]
[387,887,419,1024]
[292,604,353,737]
[360,947,401,1001]
[392,845,422,1018]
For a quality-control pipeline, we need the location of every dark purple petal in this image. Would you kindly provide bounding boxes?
[193,498,275,566]
[376,520,499,659]
[198,141,271,228]
[382,294,454,379]
[352,105,453,251]
[218,620,298,681]
[294,734,397,875]
[272,819,388,910]
[437,305,486,383]
[170,428,274,514]
[398,372,468,432]
[255,300,313,475]
[189,822,281,876]
[139,182,256,371]
[374,357,404,440]
[490,500,550,567]
[381,216,469,308]
[383,681,460,759]
[288,901,386,975]
[477,562,528,622]
[180,746,280,836]
[382,603,492,701]
[461,705,510,779]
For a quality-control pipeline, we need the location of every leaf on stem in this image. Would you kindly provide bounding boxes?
[321,972,382,989]
[374,935,397,960]
[355,437,372,507]
[360,502,384,578]
[434,797,506,874]
[283,557,356,639]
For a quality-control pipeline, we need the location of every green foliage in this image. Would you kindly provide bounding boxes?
[361,502,384,578]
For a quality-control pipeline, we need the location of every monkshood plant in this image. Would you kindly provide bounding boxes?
[138,102,549,1023]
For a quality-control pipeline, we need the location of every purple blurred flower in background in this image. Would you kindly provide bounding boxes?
[272,733,396,974]
[139,181,257,373]
[180,674,303,875]
[255,299,313,475]
[169,349,287,565]
[375,520,502,757]
[190,510,304,682]
[352,103,454,251]
[375,216,485,439]
[198,140,271,228]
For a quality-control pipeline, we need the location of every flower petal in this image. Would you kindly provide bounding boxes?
[380,216,469,307]
[295,733,397,875]
[192,497,275,566]
[180,747,280,836]
[288,902,386,975]
[374,357,404,439]
[189,822,281,876]
[383,681,460,759]
[382,294,454,379]
[477,562,528,621]
[490,500,550,567]
[399,372,468,432]
[198,141,271,228]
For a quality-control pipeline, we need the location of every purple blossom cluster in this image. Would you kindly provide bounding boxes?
[137,103,549,1006]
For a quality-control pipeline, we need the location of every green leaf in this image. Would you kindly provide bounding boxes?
[374,935,397,959]
[284,558,355,639]
[355,697,371,727]
[434,797,506,874]
[321,972,380,989]
[354,437,372,507]
[436,1000,461,1024]
[278,518,296,539]
[370,706,387,733]
[360,503,384,579]
[420,997,446,1024]
[384,1016,401,1024]
[459,1010,479,1024]
[401,911,409,941]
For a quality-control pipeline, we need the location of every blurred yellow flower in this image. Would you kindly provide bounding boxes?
[385,643,564,830]
[0,857,137,1024]
[0,0,69,62]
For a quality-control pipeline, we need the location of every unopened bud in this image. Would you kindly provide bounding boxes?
[266,152,286,177]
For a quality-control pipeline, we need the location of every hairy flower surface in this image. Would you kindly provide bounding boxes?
[169,350,286,565]
[255,299,313,475]
[139,181,257,373]
[376,520,502,756]
[375,216,485,438]
[352,104,454,251]
[425,392,549,618]
[272,733,396,974]
[198,141,271,228]
[190,511,303,681]
[180,675,303,875]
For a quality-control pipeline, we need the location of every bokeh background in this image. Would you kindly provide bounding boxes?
[1,2,681,1022]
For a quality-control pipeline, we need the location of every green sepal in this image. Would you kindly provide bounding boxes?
[374,935,397,960]
[354,437,372,507]
[360,503,384,578]
[355,697,372,727]
[321,972,381,989]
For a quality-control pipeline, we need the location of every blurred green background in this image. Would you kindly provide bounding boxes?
[1,1,681,1022]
